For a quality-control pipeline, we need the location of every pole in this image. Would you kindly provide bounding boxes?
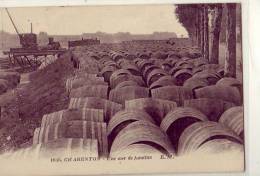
[5,8,20,35]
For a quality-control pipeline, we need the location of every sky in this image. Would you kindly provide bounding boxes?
[0,4,188,37]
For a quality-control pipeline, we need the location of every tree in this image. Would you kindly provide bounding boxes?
[175,4,199,45]
[175,3,238,78]
[200,6,205,54]
[224,3,237,77]
[175,4,209,60]
[203,5,209,61]
[209,4,223,64]
[196,10,201,48]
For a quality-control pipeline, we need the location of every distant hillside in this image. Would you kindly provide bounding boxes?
[0,31,178,49]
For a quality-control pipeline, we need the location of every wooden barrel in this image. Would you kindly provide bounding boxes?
[100,66,118,82]
[121,65,141,76]
[169,65,192,76]
[170,59,180,67]
[4,138,99,159]
[125,54,137,60]
[173,69,192,86]
[165,57,178,65]
[33,120,108,157]
[150,59,161,66]
[190,66,205,75]
[219,106,244,139]
[142,65,160,80]
[107,110,155,146]
[146,69,168,86]
[160,62,172,72]
[100,65,117,74]
[99,57,111,65]
[196,138,244,154]
[100,55,110,60]
[40,108,104,127]
[181,56,193,61]
[191,59,208,67]
[178,121,243,155]
[114,80,139,89]
[66,77,107,93]
[125,98,177,125]
[217,77,242,87]
[217,78,243,96]
[138,53,151,60]
[151,86,193,106]
[149,76,176,90]
[160,107,208,150]
[109,86,149,105]
[90,54,100,60]
[183,77,209,94]
[152,52,168,60]
[131,75,145,86]
[102,57,116,66]
[69,97,123,122]
[175,60,192,67]
[109,69,134,88]
[117,59,131,68]
[110,69,131,78]
[69,85,108,99]
[217,68,225,77]
[110,121,175,156]
[195,85,241,105]
[137,60,154,70]
[133,58,143,65]
[184,98,235,121]
[112,54,124,62]
[102,60,118,68]
[192,70,221,85]
[110,73,138,89]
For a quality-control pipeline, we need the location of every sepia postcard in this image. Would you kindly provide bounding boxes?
[0,2,245,175]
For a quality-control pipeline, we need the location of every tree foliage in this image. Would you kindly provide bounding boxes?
[175,4,200,39]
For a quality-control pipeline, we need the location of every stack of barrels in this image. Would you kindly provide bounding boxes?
[1,43,244,159]
[38,55,58,70]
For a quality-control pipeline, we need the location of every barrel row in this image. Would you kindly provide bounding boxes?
[70,50,243,125]
[29,54,115,159]
[66,55,176,158]
[25,44,244,160]
[107,106,244,156]
[38,55,58,70]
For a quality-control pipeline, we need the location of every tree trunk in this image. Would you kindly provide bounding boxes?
[197,10,201,48]
[203,5,209,61]
[209,5,223,64]
[224,3,236,78]
[200,7,205,56]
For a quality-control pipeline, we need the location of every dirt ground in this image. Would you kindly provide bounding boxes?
[0,52,75,153]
